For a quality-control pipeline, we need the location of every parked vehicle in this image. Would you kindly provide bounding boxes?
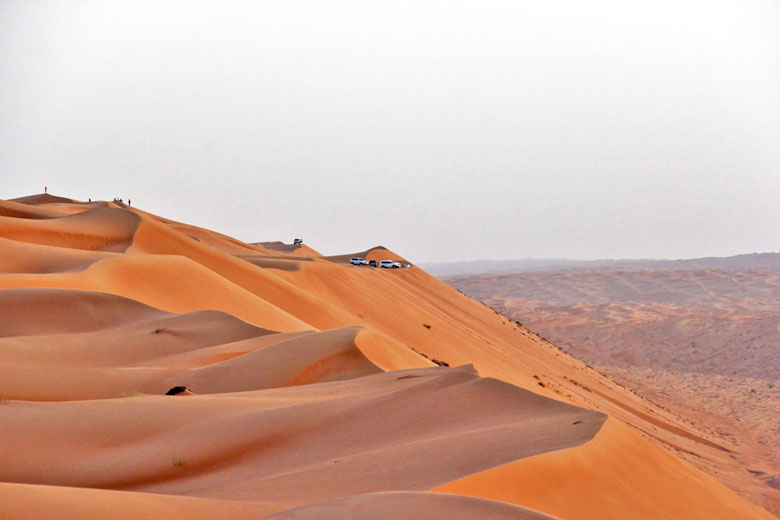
[293,238,303,245]
[350,257,365,265]
[368,260,377,267]
[379,260,402,269]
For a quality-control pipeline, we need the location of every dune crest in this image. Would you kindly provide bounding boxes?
[0,194,775,519]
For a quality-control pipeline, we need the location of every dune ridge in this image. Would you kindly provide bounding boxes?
[0,193,775,519]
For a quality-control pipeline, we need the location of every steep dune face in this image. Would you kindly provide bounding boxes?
[0,194,776,520]
[435,419,774,520]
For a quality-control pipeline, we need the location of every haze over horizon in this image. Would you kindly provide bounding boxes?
[421,250,780,265]
[2,1,779,263]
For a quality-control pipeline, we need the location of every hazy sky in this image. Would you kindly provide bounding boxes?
[2,1,779,262]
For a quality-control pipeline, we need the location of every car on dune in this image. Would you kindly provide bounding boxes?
[350,257,366,265]
[379,260,402,269]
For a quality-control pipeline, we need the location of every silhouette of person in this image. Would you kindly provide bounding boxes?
[44,186,47,193]
[128,199,131,206]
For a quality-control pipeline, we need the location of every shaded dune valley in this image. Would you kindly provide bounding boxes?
[0,194,776,519]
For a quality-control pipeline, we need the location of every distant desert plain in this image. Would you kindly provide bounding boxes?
[0,193,777,519]
[435,255,780,515]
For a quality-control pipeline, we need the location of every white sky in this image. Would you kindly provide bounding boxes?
[2,1,779,262]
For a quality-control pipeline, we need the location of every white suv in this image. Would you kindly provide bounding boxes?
[379,260,401,269]
[350,257,366,265]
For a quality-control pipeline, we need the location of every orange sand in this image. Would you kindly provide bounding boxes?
[0,193,775,519]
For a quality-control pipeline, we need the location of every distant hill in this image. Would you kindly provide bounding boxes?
[422,252,780,277]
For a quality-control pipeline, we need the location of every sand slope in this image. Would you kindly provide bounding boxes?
[0,366,604,502]
[0,288,383,400]
[434,419,775,520]
[266,491,559,519]
[0,482,283,520]
[0,193,776,519]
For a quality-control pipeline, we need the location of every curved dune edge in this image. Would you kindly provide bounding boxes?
[432,418,776,520]
[0,206,141,252]
[0,236,116,274]
[0,289,380,400]
[0,199,69,219]
[9,193,79,205]
[0,200,349,331]
[257,240,323,257]
[0,366,604,503]
[353,327,434,371]
[0,255,313,332]
[0,484,560,520]
[127,205,282,255]
[0,330,383,400]
[265,491,560,519]
[0,288,175,337]
[0,482,283,520]
[128,215,355,329]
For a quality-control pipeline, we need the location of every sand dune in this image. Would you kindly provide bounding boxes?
[128,212,358,329]
[266,491,559,519]
[0,198,68,219]
[0,255,313,332]
[0,193,776,519]
[0,482,283,520]
[0,288,171,337]
[0,289,382,400]
[9,192,79,205]
[435,418,776,520]
[257,240,323,257]
[0,366,604,502]
[0,206,140,251]
[0,485,555,520]
[0,236,115,274]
